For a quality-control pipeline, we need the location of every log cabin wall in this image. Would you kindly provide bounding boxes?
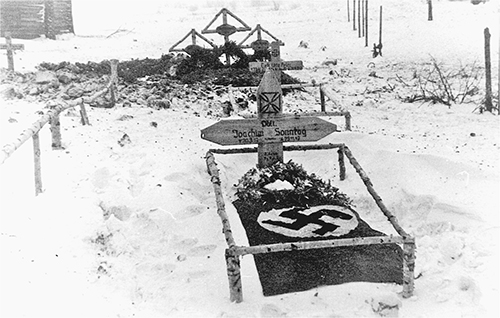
[0,0,74,39]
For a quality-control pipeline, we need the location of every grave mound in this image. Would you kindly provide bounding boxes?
[233,161,403,296]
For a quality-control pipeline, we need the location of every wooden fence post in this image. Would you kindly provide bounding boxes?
[361,0,365,37]
[402,241,416,298]
[225,248,243,303]
[109,59,119,107]
[338,145,346,181]
[353,0,356,31]
[345,112,352,131]
[50,112,62,149]
[79,101,90,125]
[365,0,369,47]
[33,132,43,195]
[347,0,350,22]
[358,0,361,38]
[484,28,493,112]
[379,6,383,47]
[319,84,326,112]
[427,0,433,21]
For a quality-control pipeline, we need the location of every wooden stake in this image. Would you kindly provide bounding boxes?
[361,0,365,37]
[109,59,119,107]
[205,152,237,248]
[80,102,90,125]
[50,113,62,149]
[358,0,361,38]
[33,132,42,196]
[225,248,243,303]
[427,0,433,21]
[353,0,356,31]
[347,0,350,22]
[365,0,369,47]
[345,112,352,131]
[379,6,383,47]
[319,84,326,112]
[402,241,416,298]
[338,145,346,181]
[484,28,493,112]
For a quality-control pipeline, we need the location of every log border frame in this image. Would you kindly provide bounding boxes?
[0,59,119,195]
[205,143,415,303]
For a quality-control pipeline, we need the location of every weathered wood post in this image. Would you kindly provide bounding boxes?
[109,59,119,108]
[402,241,416,298]
[365,0,369,47]
[484,27,493,112]
[379,6,383,48]
[358,0,361,38]
[361,0,365,37]
[33,132,43,195]
[320,84,326,112]
[1,32,24,71]
[427,0,433,21]
[50,113,62,149]
[353,0,356,31]
[79,101,90,125]
[347,0,350,22]
[225,248,243,302]
[338,145,346,181]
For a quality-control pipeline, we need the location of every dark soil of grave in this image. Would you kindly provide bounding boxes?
[233,161,403,296]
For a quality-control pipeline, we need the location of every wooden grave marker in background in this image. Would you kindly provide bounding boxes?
[1,33,24,71]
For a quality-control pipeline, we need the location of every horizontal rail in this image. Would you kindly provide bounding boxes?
[209,143,346,155]
[0,60,118,166]
[234,235,411,256]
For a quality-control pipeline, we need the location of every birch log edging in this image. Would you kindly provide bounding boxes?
[234,235,409,256]
[338,145,346,181]
[225,248,243,303]
[32,132,42,195]
[0,60,119,165]
[343,146,410,238]
[79,100,90,125]
[50,113,62,149]
[402,241,416,298]
[205,151,237,248]
[1,104,67,165]
[109,59,119,107]
[205,151,242,302]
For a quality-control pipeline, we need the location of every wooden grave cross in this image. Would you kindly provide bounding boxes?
[202,42,337,168]
[1,33,24,71]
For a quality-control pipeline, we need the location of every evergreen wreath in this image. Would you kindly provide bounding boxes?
[235,160,352,208]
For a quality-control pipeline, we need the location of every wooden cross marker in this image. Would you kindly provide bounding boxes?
[202,42,337,168]
[1,33,24,71]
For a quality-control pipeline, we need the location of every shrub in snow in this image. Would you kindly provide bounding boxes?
[370,293,402,317]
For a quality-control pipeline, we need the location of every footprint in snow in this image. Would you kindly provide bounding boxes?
[175,205,207,220]
[187,244,217,257]
[170,237,199,251]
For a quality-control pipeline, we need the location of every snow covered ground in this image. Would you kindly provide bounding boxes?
[1,0,499,317]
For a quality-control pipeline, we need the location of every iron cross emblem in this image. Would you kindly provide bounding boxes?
[259,91,282,113]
